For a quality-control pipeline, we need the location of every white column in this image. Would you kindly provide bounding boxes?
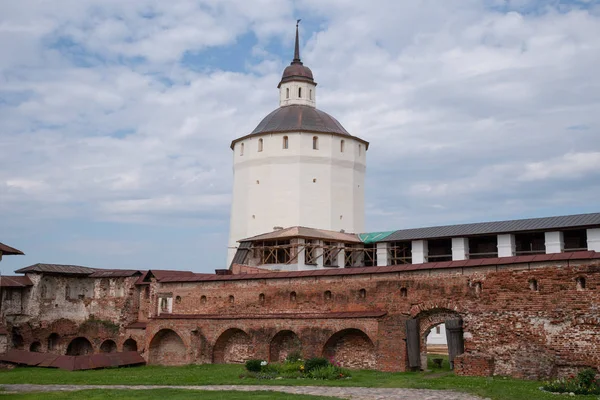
[587,228,600,252]
[297,239,306,266]
[497,234,516,257]
[336,243,345,268]
[451,238,469,261]
[316,241,324,268]
[545,231,564,254]
[412,240,428,264]
[376,243,388,266]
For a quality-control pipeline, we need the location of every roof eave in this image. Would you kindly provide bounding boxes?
[231,130,369,150]
[277,77,317,88]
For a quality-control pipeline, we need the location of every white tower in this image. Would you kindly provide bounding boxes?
[227,23,368,265]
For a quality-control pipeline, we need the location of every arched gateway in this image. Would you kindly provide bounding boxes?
[406,308,465,370]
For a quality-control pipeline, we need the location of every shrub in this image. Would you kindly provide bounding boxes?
[578,368,596,388]
[285,350,303,363]
[308,364,351,380]
[542,368,600,395]
[245,359,263,372]
[304,357,329,373]
[278,360,304,374]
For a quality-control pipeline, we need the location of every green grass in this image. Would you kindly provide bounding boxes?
[0,363,597,400]
[0,389,339,399]
[426,353,451,372]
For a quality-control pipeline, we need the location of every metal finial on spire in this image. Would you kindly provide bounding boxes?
[292,19,302,65]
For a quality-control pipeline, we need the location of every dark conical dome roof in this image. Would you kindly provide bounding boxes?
[251,105,349,135]
[279,64,314,87]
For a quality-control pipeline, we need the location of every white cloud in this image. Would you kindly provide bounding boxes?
[1,0,599,271]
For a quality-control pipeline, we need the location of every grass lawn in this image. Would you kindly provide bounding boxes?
[0,361,596,400]
[0,389,339,400]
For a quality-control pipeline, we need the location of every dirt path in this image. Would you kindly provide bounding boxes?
[0,384,488,399]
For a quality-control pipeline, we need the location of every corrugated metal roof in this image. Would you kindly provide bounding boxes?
[230,241,252,267]
[14,263,96,275]
[125,322,147,330]
[380,212,600,242]
[241,226,362,243]
[156,251,600,284]
[154,311,387,320]
[359,231,395,244]
[0,276,33,287]
[88,270,142,278]
[0,350,145,370]
[0,242,24,256]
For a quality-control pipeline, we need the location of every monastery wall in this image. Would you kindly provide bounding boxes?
[143,261,600,379]
[2,261,600,380]
[4,274,142,355]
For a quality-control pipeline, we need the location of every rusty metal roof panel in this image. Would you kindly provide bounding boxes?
[0,276,33,287]
[241,226,362,244]
[0,242,24,255]
[0,351,145,371]
[88,270,143,278]
[15,263,96,275]
[37,354,61,367]
[125,322,147,330]
[381,212,600,242]
[0,350,47,366]
[51,356,76,370]
[111,351,145,366]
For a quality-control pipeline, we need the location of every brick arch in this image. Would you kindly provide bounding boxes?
[212,328,252,364]
[322,328,376,370]
[123,338,138,352]
[413,307,463,369]
[149,329,187,366]
[66,337,93,356]
[410,301,462,318]
[47,333,60,353]
[269,330,302,362]
[100,339,117,353]
[29,341,42,352]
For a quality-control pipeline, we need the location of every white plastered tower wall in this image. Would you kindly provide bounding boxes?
[227,23,368,265]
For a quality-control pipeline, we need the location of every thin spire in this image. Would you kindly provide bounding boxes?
[292,19,302,65]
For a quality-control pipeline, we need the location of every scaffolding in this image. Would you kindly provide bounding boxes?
[249,240,379,267]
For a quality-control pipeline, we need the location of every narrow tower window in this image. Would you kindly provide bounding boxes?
[340,140,345,153]
[258,138,263,152]
[313,136,318,150]
[298,87,302,98]
[286,88,289,99]
[309,89,312,100]
[283,136,289,149]
[240,143,244,156]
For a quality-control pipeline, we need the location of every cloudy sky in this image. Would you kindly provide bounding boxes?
[1,0,599,273]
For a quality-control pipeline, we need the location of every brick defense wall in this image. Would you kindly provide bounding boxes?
[5,261,600,380]
[143,261,600,379]
[454,354,494,376]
